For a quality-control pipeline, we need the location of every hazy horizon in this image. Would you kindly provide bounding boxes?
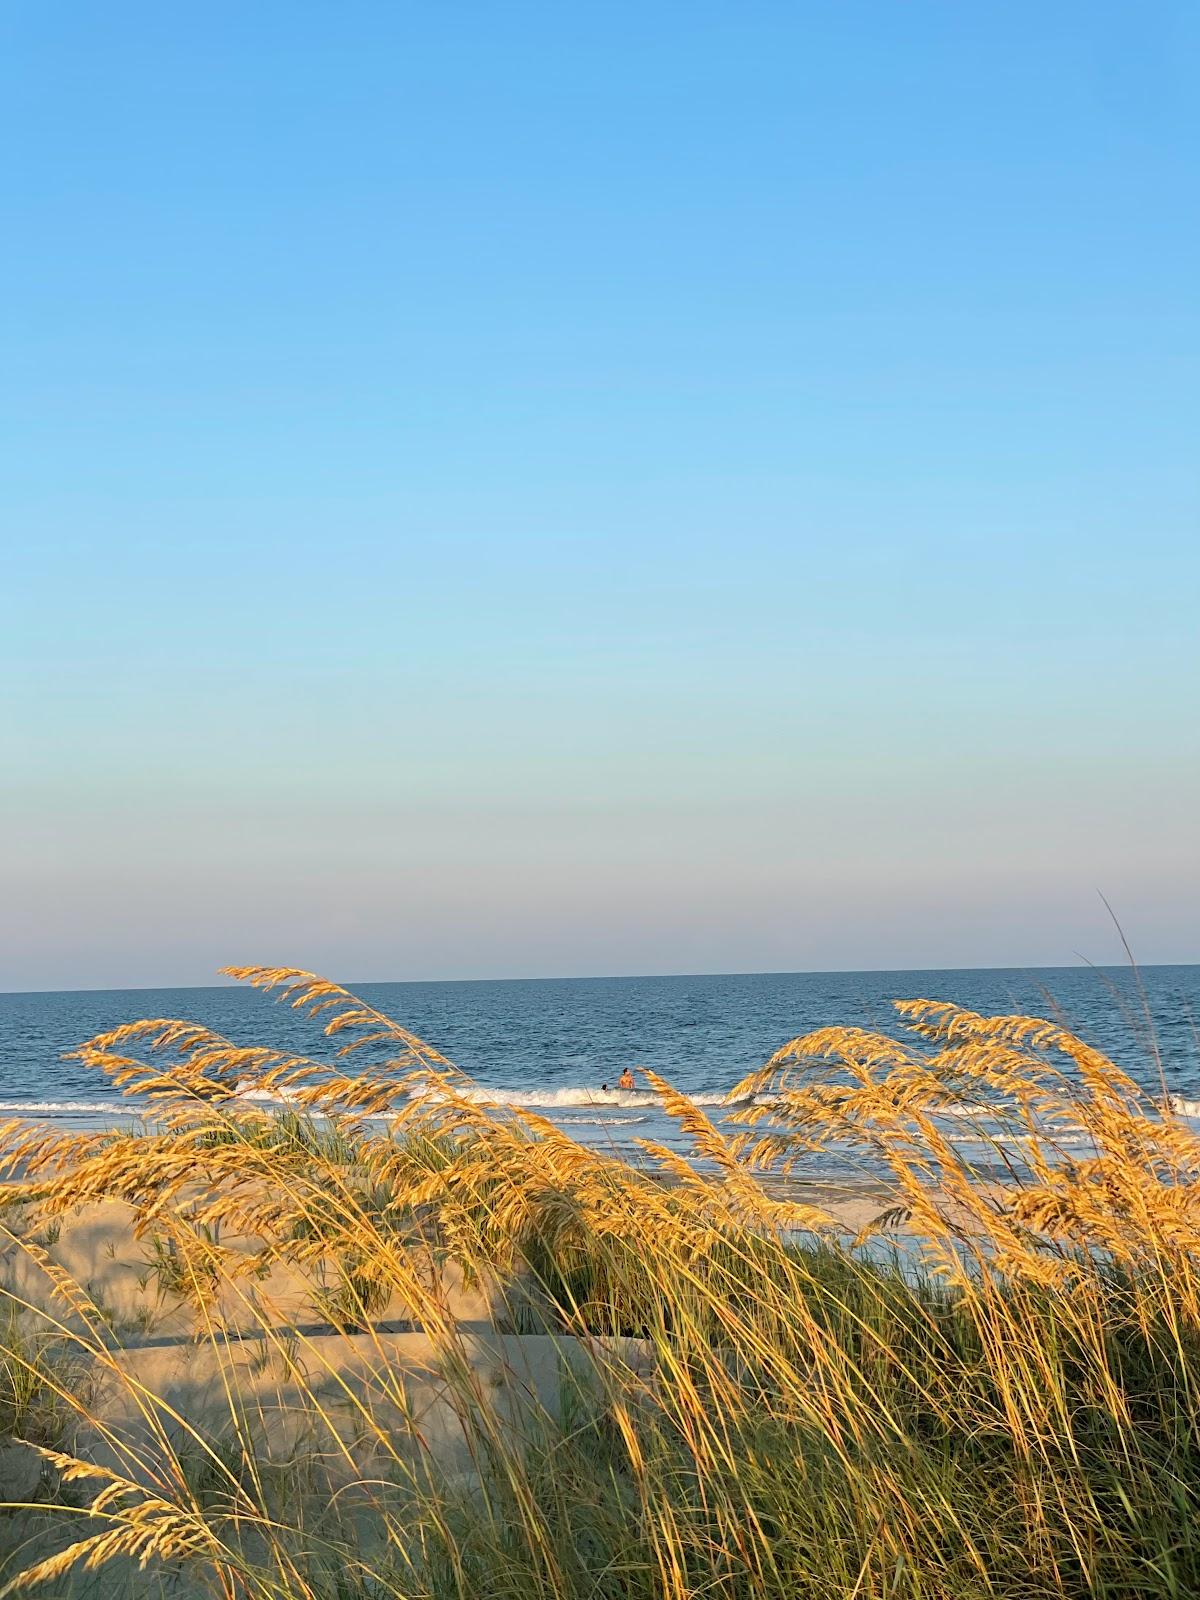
[3,950,1198,1001]
[4,5,1198,992]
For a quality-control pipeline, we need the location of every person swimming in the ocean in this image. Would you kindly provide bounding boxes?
[618,1067,635,1092]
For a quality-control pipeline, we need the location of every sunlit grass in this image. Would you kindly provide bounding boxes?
[1,967,1198,1597]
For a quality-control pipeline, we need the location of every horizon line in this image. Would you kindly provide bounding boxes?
[3,956,1197,1000]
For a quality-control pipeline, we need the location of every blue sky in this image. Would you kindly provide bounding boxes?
[2,3,1198,989]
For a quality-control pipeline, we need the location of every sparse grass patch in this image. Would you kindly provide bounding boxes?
[0,1309,82,1450]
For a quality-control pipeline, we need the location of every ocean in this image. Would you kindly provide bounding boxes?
[2,965,1198,1181]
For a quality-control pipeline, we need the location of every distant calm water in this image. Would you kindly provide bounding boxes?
[1,967,1198,1174]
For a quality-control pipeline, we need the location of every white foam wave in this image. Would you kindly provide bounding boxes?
[934,1102,1008,1119]
[1172,1096,1200,1118]
[552,1114,650,1127]
[0,1101,123,1115]
[448,1085,739,1109]
[948,1130,1094,1150]
[231,1082,744,1111]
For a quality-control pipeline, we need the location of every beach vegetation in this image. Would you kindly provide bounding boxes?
[0,968,1198,1597]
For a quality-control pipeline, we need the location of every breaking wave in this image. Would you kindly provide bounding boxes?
[933,1102,1008,1119]
[233,1081,745,1110]
[0,1100,125,1115]
[446,1085,741,1109]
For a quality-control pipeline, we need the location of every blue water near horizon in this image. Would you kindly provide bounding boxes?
[1,966,1198,1176]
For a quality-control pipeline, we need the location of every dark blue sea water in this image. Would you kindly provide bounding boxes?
[1,968,1198,1177]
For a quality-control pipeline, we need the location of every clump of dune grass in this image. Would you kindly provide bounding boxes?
[0,967,1198,1597]
[0,1310,81,1452]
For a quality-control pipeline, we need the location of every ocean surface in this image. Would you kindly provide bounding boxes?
[1,966,1198,1180]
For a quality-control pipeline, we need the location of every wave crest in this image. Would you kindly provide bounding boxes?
[234,1082,743,1110]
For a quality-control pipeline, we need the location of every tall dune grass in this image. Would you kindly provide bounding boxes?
[0,968,1198,1597]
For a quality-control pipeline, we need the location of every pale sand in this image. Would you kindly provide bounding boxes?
[0,1197,658,1497]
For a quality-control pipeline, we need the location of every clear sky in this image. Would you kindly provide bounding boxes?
[2,4,1198,991]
